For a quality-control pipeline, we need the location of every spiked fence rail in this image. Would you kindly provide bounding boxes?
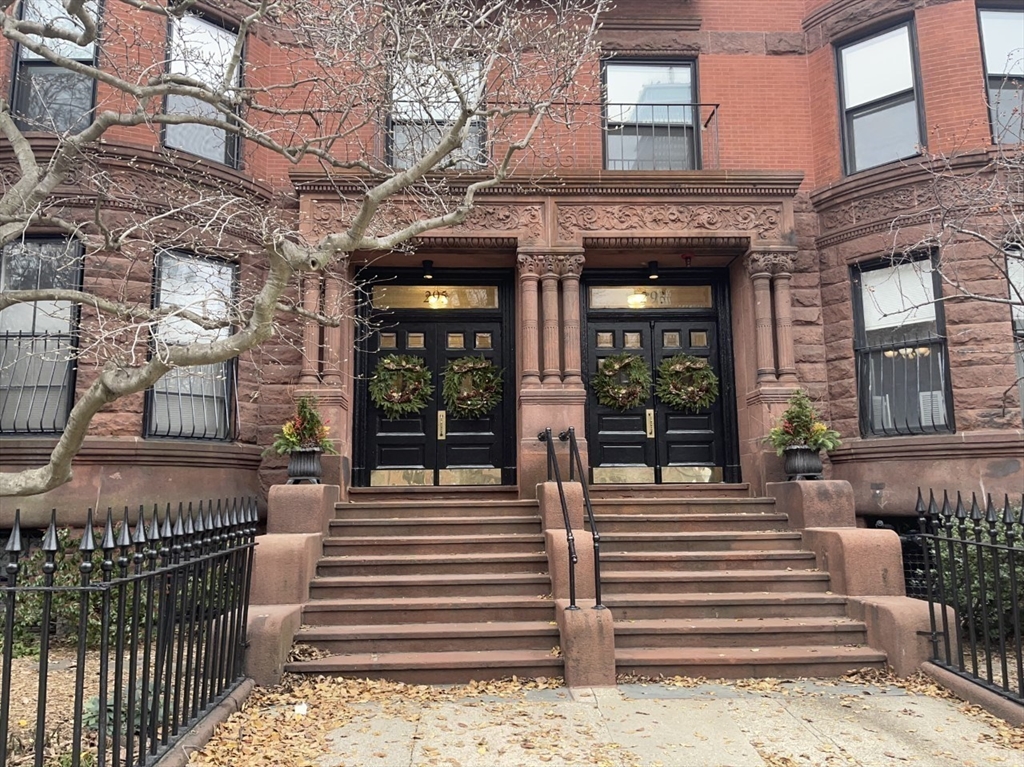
[0,497,258,767]
[915,488,1024,704]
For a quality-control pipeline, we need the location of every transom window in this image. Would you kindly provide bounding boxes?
[388,60,487,171]
[838,24,922,174]
[852,257,954,437]
[604,62,697,171]
[978,9,1024,144]
[146,251,236,440]
[12,0,96,133]
[0,239,81,434]
[165,14,242,166]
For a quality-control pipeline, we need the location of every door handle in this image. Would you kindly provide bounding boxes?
[438,410,447,440]
[645,408,655,439]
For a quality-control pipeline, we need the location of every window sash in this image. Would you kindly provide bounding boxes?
[979,9,1024,78]
[19,0,97,60]
[840,25,914,109]
[388,117,487,170]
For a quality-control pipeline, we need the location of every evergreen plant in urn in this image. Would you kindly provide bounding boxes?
[766,391,841,480]
[265,396,337,484]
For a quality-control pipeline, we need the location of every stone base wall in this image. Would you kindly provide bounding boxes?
[0,438,263,529]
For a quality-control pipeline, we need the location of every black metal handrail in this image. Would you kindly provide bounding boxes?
[0,498,257,767]
[915,487,1023,704]
[538,428,578,610]
[560,427,603,609]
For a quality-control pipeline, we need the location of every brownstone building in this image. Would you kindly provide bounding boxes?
[2,0,1022,526]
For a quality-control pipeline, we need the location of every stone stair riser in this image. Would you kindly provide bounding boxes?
[301,604,555,626]
[601,576,829,595]
[590,501,776,516]
[297,632,559,655]
[330,519,541,536]
[323,538,545,556]
[601,554,817,572]
[316,557,548,577]
[282,662,563,685]
[599,536,804,553]
[592,516,790,533]
[336,502,533,519]
[615,659,886,679]
[308,579,550,599]
[614,627,869,649]
[605,602,849,620]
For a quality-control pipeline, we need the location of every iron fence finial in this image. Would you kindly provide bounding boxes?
[5,510,23,554]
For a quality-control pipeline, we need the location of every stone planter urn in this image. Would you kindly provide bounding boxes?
[286,447,323,484]
[783,445,824,481]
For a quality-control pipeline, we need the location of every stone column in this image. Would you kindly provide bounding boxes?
[298,273,321,384]
[559,255,585,387]
[322,259,348,387]
[771,253,798,383]
[517,254,542,388]
[746,252,777,384]
[540,257,562,387]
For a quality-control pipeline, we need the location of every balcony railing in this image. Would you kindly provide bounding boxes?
[604,102,719,171]
[0,332,76,434]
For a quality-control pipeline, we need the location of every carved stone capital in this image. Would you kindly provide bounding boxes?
[746,250,795,276]
[559,254,585,278]
[517,253,543,277]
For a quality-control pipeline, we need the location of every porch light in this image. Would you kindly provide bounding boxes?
[648,260,659,280]
[422,260,434,280]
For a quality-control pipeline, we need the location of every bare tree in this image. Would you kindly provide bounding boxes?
[0,0,607,496]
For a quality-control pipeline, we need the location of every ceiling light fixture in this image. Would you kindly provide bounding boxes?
[422,260,434,280]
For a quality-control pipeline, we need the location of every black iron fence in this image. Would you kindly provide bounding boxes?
[1,498,257,767]
[914,489,1023,703]
[604,102,719,171]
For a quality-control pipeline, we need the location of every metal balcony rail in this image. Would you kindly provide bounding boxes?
[538,428,578,609]
[560,427,603,609]
[0,331,76,435]
[604,102,720,171]
[915,488,1023,704]
[855,333,952,437]
[0,498,258,767]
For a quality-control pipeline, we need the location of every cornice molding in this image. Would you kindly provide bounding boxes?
[290,171,805,200]
[803,0,958,48]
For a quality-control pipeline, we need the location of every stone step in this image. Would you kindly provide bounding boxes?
[612,617,869,648]
[615,645,887,680]
[588,498,776,516]
[597,531,804,553]
[602,593,849,620]
[316,552,549,577]
[600,550,818,572]
[338,497,531,517]
[322,533,546,557]
[301,594,556,626]
[284,648,563,684]
[329,515,541,537]
[294,621,560,655]
[588,484,751,499]
[309,572,551,599]
[601,569,831,595]
[591,513,790,533]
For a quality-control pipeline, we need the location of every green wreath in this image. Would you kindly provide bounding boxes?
[442,356,503,419]
[592,353,651,411]
[656,353,719,413]
[369,354,434,420]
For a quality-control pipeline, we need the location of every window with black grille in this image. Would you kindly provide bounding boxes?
[0,238,81,434]
[146,251,236,440]
[851,256,954,437]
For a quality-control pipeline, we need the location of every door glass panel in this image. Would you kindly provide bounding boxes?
[447,332,465,349]
[474,332,492,349]
[372,285,499,310]
[407,332,425,349]
[624,331,642,349]
[589,285,712,310]
[689,330,708,347]
[596,332,614,348]
[379,332,397,349]
[663,331,681,348]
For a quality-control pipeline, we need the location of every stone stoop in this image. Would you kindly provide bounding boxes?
[588,495,888,679]
[283,494,563,683]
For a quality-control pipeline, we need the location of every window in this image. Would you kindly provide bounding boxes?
[852,257,954,437]
[165,14,241,166]
[0,239,81,433]
[388,60,486,170]
[146,251,235,440]
[1008,247,1024,419]
[604,62,697,171]
[979,9,1024,144]
[839,25,922,174]
[12,0,96,133]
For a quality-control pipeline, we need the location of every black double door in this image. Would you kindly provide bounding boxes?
[359,317,512,486]
[587,318,726,484]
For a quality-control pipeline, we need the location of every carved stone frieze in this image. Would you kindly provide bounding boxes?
[815,182,940,247]
[558,204,782,241]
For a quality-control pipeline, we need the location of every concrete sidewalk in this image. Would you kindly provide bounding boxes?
[316,680,1020,767]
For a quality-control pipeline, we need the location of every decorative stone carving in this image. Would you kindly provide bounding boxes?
[746,251,794,276]
[517,253,543,276]
[559,204,782,241]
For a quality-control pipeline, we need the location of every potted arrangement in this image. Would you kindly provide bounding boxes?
[265,396,337,484]
[766,391,841,480]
